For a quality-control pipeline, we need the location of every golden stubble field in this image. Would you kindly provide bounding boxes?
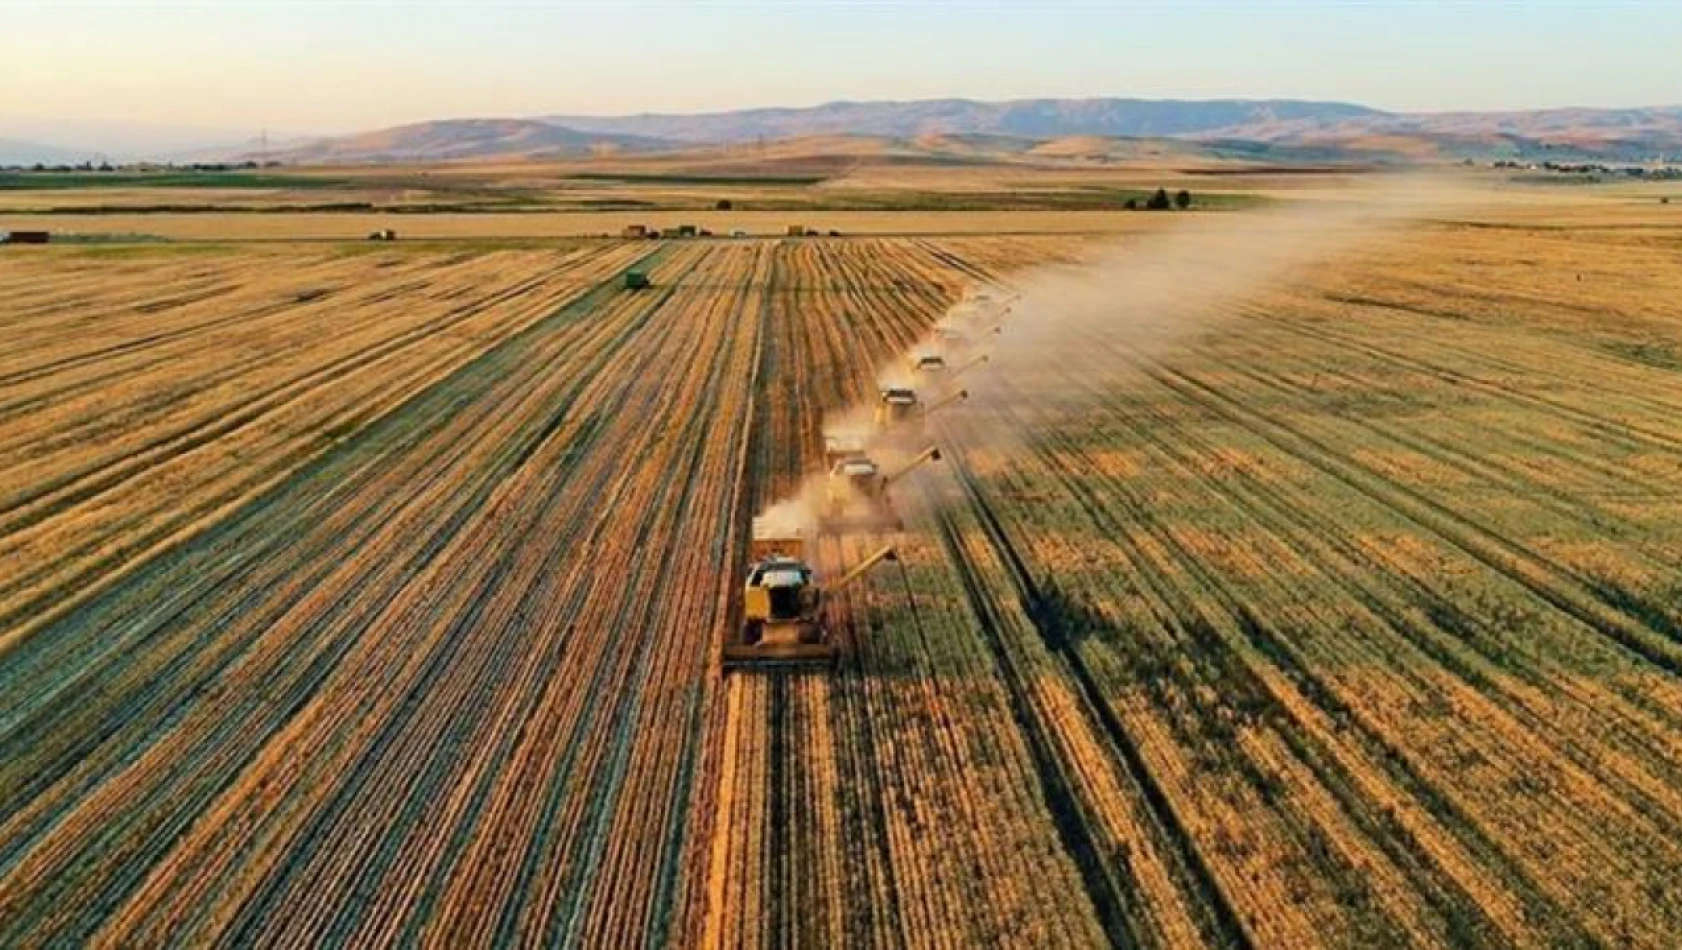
[0,208,1181,241]
[3,175,1682,947]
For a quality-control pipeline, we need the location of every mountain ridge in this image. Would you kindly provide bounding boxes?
[302,98,1682,165]
[258,118,673,164]
[541,97,1389,142]
[16,98,1682,166]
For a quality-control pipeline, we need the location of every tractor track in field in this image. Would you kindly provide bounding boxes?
[1062,320,1682,742]
[1317,292,1682,403]
[1103,362,1682,784]
[935,253,1682,940]
[1252,306,1682,458]
[935,429,1253,950]
[0,253,408,380]
[1215,345,1682,539]
[0,269,560,526]
[0,246,652,647]
[0,271,469,426]
[0,250,680,828]
[968,384,1571,944]
[0,269,435,398]
[925,489,1141,950]
[0,243,706,943]
[1143,363,1682,674]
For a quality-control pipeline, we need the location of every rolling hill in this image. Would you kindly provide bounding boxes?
[263,118,675,164]
[241,99,1682,166]
[1204,105,1682,161]
[544,97,1386,142]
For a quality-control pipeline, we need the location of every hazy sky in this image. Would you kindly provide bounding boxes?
[5,0,1681,134]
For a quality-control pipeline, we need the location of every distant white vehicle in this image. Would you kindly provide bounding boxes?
[731,229,748,238]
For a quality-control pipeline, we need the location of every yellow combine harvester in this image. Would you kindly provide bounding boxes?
[875,387,922,430]
[915,343,990,383]
[943,289,1015,342]
[873,387,967,433]
[935,324,968,345]
[724,520,899,670]
[911,352,948,376]
[820,445,941,534]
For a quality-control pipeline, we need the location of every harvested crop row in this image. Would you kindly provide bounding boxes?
[693,221,1682,946]
[908,224,1682,945]
[1,241,718,944]
[0,244,645,649]
[694,237,1118,947]
[7,236,1093,947]
[7,220,1682,948]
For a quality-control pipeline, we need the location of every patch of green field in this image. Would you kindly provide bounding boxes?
[563,171,829,186]
[1507,173,1605,186]
[17,202,377,214]
[48,242,228,259]
[0,172,352,190]
[1600,339,1682,370]
[758,188,1267,212]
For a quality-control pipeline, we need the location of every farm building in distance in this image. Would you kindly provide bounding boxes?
[1,230,50,245]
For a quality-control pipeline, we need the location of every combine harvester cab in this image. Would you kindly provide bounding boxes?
[725,520,899,673]
[727,520,831,670]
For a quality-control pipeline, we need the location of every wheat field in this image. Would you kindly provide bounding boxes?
[3,187,1681,946]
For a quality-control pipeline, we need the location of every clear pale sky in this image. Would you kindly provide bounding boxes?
[5,0,1681,134]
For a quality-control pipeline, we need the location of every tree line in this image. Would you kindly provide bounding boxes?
[1124,188,1193,211]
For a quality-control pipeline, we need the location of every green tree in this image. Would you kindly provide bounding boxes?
[1174,189,1192,210]
[1146,188,1172,210]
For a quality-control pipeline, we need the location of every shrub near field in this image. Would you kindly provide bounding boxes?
[2,209,1682,947]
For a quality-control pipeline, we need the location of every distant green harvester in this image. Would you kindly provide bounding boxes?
[624,270,651,291]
